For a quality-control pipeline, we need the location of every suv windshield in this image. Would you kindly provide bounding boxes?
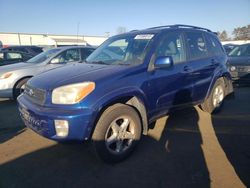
[86,34,154,65]
[27,48,60,63]
[229,44,250,57]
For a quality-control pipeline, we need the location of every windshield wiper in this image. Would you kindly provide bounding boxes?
[88,61,110,65]
[116,62,131,66]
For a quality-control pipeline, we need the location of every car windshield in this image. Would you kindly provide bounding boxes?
[86,34,154,65]
[229,44,250,57]
[27,48,60,63]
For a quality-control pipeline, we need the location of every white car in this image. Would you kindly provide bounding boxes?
[0,46,95,99]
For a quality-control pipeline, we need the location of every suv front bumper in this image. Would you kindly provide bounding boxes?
[17,94,95,141]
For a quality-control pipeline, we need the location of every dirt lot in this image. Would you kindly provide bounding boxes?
[0,87,250,188]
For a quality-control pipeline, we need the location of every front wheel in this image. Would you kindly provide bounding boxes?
[92,103,142,163]
[200,78,225,114]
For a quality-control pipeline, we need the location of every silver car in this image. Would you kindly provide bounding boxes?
[0,46,95,99]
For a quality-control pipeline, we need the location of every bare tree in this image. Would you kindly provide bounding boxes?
[232,25,250,40]
[218,30,229,41]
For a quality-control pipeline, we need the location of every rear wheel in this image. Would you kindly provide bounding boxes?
[200,78,225,114]
[92,103,142,163]
[13,78,30,100]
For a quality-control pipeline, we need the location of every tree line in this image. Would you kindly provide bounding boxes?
[218,24,250,41]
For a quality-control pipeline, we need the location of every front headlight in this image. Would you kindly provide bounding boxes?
[52,82,95,104]
[0,72,13,79]
[230,66,236,72]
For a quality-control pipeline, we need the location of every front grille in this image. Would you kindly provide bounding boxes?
[24,84,46,105]
[236,66,250,72]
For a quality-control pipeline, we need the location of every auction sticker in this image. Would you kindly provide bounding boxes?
[134,34,154,40]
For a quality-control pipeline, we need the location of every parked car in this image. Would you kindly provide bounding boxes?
[0,45,44,66]
[0,50,34,66]
[0,46,95,99]
[1,45,43,56]
[223,44,238,54]
[17,25,233,163]
[227,43,250,84]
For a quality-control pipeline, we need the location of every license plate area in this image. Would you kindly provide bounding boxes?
[19,105,49,135]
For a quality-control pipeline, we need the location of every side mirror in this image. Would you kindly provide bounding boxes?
[50,58,60,64]
[155,56,174,69]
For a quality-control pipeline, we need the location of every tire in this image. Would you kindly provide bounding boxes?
[200,78,225,114]
[13,78,30,100]
[92,103,142,163]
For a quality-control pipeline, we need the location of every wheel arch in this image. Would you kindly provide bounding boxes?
[205,71,233,100]
[12,76,33,97]
[89,92,149,139]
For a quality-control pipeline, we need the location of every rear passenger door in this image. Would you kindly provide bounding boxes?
[184,31,213,103]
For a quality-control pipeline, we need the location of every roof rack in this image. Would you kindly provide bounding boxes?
[129,30,139,32]
[147,24,212,33]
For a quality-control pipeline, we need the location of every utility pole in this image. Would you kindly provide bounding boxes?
[77,22,80,45]
[18,33,21,45]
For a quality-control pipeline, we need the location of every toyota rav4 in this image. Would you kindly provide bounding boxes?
[17,25,233,163]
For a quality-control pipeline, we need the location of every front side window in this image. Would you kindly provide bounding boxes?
[86,34,154,65]
[229,44,250,57]
[6,52,22,60]
[56,49,81,63]
[155,32,185,64]
[186,32,208,60]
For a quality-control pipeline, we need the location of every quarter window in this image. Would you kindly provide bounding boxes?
[186,32,208,60]
[206,34,224,55]
[155,33,185,64]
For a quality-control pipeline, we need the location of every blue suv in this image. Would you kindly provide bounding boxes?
[17,25,233,163]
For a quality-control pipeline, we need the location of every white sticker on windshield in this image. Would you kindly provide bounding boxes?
[134,34,154,40]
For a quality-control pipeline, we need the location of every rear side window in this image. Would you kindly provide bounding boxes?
[155,32,185,64]
[6,52,22,60]
[186,32,208,60]
[206,34,224,55]
[81,48,95,60]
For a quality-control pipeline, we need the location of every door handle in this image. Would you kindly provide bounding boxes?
[211,59,218,65]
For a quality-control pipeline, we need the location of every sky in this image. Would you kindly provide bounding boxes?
[0,0,249,36]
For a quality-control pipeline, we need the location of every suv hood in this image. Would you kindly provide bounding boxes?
[228,57,250,66]
[29,63,132,90]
